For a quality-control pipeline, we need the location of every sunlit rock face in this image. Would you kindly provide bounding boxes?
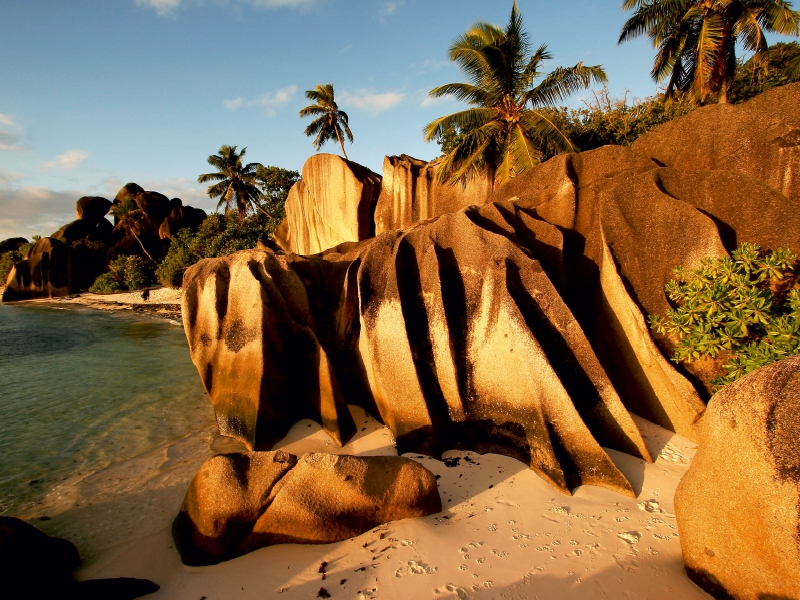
[632,82,800,202]
[273,154,382,255]
[2,238,71,301]
[675,355,800,600]
[173,451,441,566]
[374,154,493,234]
[182,87,800,498]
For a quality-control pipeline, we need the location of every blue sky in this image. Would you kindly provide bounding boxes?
[0,0,793,240]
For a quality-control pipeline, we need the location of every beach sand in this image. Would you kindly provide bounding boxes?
[23,405,709,600]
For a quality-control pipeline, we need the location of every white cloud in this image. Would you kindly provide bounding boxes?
[0,185,80,241]
[420,94,458,108]
[135,0,315,17]
[339,90,405,115]
[0,114,24,152]
[377,1,401,23]
[223,85,297,116]
[135,0,181,16]
[40,150,89,171]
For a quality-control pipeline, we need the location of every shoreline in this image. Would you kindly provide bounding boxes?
[0,286,183,321]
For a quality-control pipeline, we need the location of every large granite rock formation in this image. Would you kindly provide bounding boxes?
[159,198,207,239]
[0,237,28,254]
[172,451,441,566]
[675,356,800,600]
[2,237,71,301]
[273,154,382,255]
[632,82,800,201]
[374,154,492,234]
[75,196,112,222]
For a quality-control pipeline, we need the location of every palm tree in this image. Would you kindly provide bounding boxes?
[422,2,607,188]
[110,198,157,263]
[619,0,800,104]
[299,84,354,159]
[198,145,266,223]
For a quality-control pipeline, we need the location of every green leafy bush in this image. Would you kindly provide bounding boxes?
[648,243,800,390]
[88,255,154,293]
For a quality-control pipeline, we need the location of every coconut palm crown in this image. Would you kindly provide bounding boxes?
[619,0,800,103]
[299,84,354,159]
[422,2,607,187]
[198,145,265,223]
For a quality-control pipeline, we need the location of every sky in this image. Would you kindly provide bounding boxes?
[0,0,795,241]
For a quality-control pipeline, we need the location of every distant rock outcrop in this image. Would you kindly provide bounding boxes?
[2,237,71,301]
[374,154,492,234]
[159,198,207,239]
[675,356,800,600]
[273,154,382,255]
[0,238,28,254]
[75,196,112,222]
[632,82,800,201]
[172,451,441,566]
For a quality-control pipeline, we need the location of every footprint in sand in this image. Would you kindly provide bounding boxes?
[617,531,641,545]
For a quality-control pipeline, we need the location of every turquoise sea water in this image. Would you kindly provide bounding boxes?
[0,302,215,516]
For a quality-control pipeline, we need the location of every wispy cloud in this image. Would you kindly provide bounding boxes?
[223,85,297,116]
[135,0,315,17]
[377,1,402,24]
[40,150,89,171]
[339,89,405,115]
[420,94,457,108]
[0,114,25,152]
[0,185,80,241]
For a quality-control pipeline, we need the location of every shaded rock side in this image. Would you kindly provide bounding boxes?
[183,202,652,497]
[173,451,441,566]
[675,356,800,600]
[75,196,112,222]
[2,237,71,302]
[273,154,382,255]
[374,154,492,234]
[0,237,28,254]
[633,82,800,201]
[159,198,207,239]
[52,217,113,244]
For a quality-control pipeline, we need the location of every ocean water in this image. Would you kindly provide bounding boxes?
[0,302,215,516]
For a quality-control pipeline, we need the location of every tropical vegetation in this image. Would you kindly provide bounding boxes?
[110,198,157,263]
[619,0,800,103]
[423,2,607,187]
[198,145,267,224]
[649,243,800,390]
[299,84,354,159]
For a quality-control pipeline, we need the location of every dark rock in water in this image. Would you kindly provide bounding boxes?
[158,198,207,239]
[3,237,71,301]
[75,196,112,223]
[0,237,28,254]
[675,355,800,600]
[633,82,800,201]
[172,451,441,566]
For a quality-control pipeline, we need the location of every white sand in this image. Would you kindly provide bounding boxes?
[53,286,182,306]
[28,406,709,600]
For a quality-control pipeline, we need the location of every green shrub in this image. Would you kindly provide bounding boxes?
[0,251,20,284]
[88,255,154,293]
[648,243,800,390]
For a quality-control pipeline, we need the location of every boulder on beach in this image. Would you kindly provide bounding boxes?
[632,82,800,201]
[675,355,800,600]
[273,154,382,255]
[51,217,113,244]
[173,451,441,566]
[2,237,71,301]
[374,154,492,234]
[113,182,145,205]
[158,198,207,239]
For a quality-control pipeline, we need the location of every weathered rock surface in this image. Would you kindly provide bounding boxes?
[0,237,28,254]
[0,516,158,599]
[2,237,71,301]
[113,182,145,205]
[52,217,114,244]
[159,198,207,239]
[173,451,441,565]
[374,154,492,234]
[75,196,112,222]
[273,154,382,255]
[675,356,800,600]
[633,82,800,201]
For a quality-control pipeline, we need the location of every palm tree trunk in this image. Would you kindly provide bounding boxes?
[335,127,349,160]
[133,233,158,264]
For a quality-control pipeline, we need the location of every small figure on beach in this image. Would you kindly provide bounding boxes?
[141,287,150,302]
